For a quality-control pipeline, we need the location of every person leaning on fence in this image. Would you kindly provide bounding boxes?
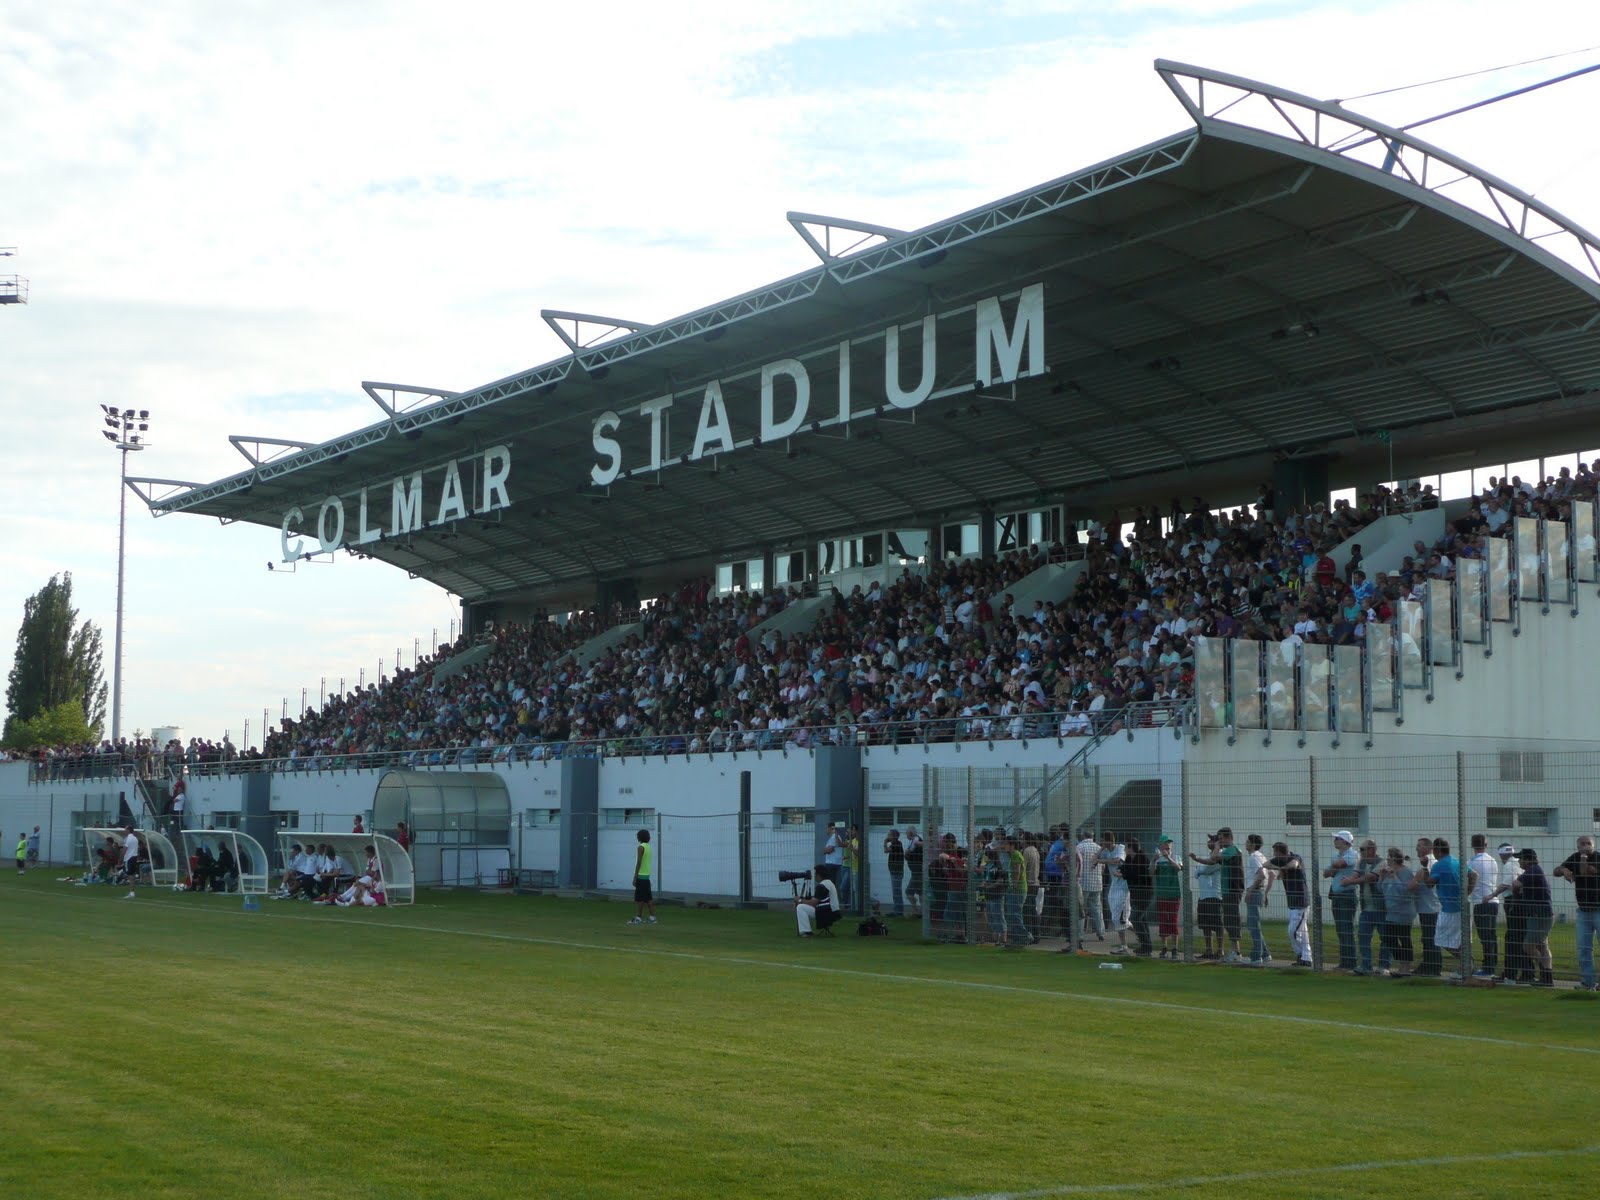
[1075,828,1105,943]
[1268,842,1312,966]
[1100,834,1131,955]
[15,832,25,876]
[882,828,906,919]
[1412,837,1443,977]
[1351,840,1391,976]
[1043,826,1069,939]
[1190,829,1244,963]
[1467,834,1501,979]
[26,825,40,865]
[1553,834,1600,991]
[796,866,840,937]
[1377,848,1418,977]
[1190,834,1223,959]
[1323,830,1360,972]
[903,827,924,918]
[1022,831,1043,944]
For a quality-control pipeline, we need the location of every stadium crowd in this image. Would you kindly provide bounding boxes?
[13,463,1597,776]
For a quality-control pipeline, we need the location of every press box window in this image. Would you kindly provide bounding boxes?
[523,809,561,827]
[603,808,656,827]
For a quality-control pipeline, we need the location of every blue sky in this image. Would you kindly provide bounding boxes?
[2,0,1597,743]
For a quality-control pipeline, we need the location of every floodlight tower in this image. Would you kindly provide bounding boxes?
[100,405,151,743]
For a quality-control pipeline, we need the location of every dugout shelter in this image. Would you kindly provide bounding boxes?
[276,832,415,905]
[82,827,181,888]
[372,769,511,887]
[180,828,271,894]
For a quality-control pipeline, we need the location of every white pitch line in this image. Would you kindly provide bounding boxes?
[22,888,1600,1058]
[934,1144,1600,1199]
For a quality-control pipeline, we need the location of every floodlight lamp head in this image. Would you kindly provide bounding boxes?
[102,430,116,442]
[138,410,149,419]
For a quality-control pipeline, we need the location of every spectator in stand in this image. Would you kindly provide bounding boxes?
[1553,834,1600,991]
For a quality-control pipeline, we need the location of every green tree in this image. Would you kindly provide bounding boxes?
[3,573,107,744]
[0,700,97,752]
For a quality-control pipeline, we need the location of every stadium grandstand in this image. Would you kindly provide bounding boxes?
[7,61,1600,982]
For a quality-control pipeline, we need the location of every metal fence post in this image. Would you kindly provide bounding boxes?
[1066,767,1080,952]
[1457,750,1472,979]
[1308,756,1324,972]
[1179,759,1193,963]
[921,763,933,941]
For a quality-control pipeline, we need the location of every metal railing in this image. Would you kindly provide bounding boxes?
[24,702,1193,782]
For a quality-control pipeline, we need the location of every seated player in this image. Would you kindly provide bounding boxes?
[189,843,217,892]
[277,843,307,897]
[214,843,239,892]
[333,845,384,907]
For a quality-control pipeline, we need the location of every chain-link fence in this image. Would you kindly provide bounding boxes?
[869,752,1597,987]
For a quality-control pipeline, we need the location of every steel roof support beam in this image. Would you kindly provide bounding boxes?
[362,382,461,418]
[540,310,648,355]
[1156,60,1600,294]
[787,212,905,264]
[228,435,314,467]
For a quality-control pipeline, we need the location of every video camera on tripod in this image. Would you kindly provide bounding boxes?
[778,868,812,897]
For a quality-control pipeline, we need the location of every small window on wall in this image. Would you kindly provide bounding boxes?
[1487,807,1553,832]
[272,811,300,830]
[772,808,814,828]
[210,811,242,830]
[1288,806,1364,831]
[524,809,560,827]
[1499,750,1545,783]
[604,808,655,827]
[1592,808,1600,831]
[889,530,929,563]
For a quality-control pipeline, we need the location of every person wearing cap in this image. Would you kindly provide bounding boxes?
[1466,834,1501,979]
[1322,830,1360,971]
[1349,839,1392,976]
[1511,848,1554,988]
[1489,843,1527,984]
[1152,836,1184,959]
[1553,834,1600,991]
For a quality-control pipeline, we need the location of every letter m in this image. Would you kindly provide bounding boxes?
[975,283,1045,386]
[391,472,424,535]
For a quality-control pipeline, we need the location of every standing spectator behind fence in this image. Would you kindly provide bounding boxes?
[1427,837,1465,975]
[1493,843,1528,984]
[1152,837,1183,959]
[1242,835,1274,965]
[1412,837,1443,977]
[1076,828,1105,944]
[1043,826,1068,940]
[882,829,905,919]
[1352,840,1391,976]
[1190,834,1222,959]
[1324,830,1359,972]
[903,827,923,918]
[1378,848,1418,977]
[1467,834,1500,980]
[1268,842,1311,967]
[1512,848,1554,988]
[1553,834,1600,991]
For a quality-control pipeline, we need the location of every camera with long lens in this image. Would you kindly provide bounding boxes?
[778,869,812,883]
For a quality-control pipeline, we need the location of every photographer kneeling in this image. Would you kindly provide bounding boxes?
[796,865,841,938]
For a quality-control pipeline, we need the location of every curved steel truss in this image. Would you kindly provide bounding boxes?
[1156,59,1600,296]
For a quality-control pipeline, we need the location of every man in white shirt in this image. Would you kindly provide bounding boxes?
[1100,834,1130,954]
[796,870,841,936]
[1466,834,1501,979]
[1243,835,1276,964]
[121,826,141,900]
[1075,829,1106,942]
[1490,842,1525,983]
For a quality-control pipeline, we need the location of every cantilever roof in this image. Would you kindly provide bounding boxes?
[139,60,1600,603]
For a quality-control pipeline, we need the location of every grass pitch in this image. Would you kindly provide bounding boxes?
[3,876,1597,1200]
